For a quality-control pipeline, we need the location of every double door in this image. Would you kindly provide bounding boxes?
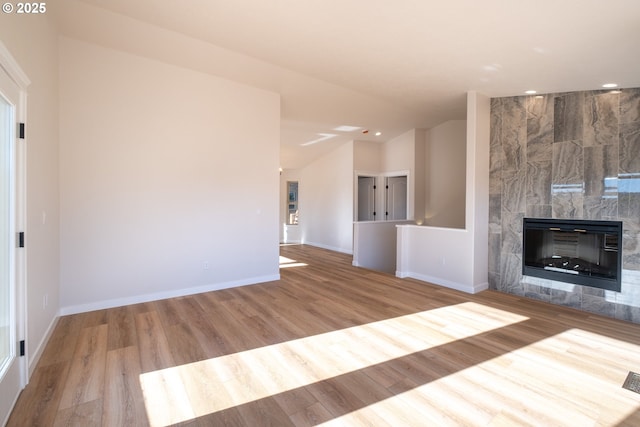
[357,174,407,221]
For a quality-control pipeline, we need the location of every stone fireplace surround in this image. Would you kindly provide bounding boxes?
[489,87,640,323]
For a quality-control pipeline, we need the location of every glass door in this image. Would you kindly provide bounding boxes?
[0,81,12,379]
[0,61,22,425]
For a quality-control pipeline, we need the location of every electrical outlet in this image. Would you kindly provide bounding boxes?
[203,261,209,270]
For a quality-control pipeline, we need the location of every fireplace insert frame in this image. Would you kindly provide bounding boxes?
[522,218,622,292]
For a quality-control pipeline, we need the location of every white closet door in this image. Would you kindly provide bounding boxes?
[358,176,376,221]
[386,176,407,220]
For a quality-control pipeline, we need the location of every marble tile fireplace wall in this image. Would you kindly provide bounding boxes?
[489,87,640,323]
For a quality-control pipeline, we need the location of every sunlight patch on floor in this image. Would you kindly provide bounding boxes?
[279,255,308,269]
[139,302,528,426]
[321,328,640,426]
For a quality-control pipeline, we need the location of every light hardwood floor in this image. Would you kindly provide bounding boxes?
[7,244,640,426]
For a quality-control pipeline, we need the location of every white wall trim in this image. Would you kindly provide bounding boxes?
[395,270,410,279]
[59,274,280,315]
[472,281,490,294]
[0,41,31,88]
[304,241,353,255]
[0,41,31,393]
[396,271,489,294]
[28,315,58,378]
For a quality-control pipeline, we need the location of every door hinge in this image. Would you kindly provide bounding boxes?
[19,340,25,356]
[19,123,25,139]
[17,231,24,248]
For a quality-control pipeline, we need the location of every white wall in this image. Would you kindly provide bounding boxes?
[353,140,381,172]
[382,129,414,172]
[354,140,382,221]
[59,37,281,313]
[382,129,426,220]
[397,92,489,294]
[300,141,354,253]
[414,130,426,223]
[353,220,411,273]
[0,14,60,374]
[467,92,490,289]
[424,120,466,228]
[397,225,475,290]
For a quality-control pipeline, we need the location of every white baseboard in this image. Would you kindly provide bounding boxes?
[396,271,489,294]
[28,314,59,378]
[395,270,410,279]
[59,274,280,316]
[470,281,489,294]
[304,241,353,255]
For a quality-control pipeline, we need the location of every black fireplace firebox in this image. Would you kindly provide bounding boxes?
[522,218,622,292]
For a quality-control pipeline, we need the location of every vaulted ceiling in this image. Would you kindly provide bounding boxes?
[55,0,640,168]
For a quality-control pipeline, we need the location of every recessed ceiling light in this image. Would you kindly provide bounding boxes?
[375,131,382,136]
[602,83,618,88]
[333,125,361,132]
[525,90,537,94]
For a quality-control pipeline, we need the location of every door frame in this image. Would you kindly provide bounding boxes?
[0,41,30,423]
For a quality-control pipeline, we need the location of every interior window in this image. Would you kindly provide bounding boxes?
[286,181,299,225]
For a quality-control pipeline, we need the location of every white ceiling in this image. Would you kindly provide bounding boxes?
[55,0,640,168]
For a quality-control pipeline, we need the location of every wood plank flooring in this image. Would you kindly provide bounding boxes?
[7,244,640,426]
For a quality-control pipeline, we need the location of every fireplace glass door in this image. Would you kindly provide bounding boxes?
[523,218,622,292]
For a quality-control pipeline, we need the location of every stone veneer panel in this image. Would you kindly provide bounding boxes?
[489,87,640,324]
